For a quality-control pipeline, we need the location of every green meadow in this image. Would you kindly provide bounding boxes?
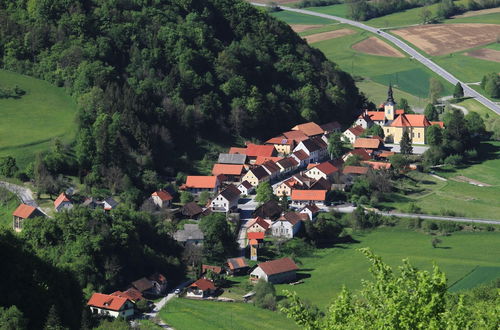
[306,3,349,18]
[0,187,19,229]
[0,70,78,167]
[356,80,427,110]
[270,10,334,25]
[444,12,500,24]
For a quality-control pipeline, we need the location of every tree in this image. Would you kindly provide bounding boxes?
[389,154,409,173]
[400,130,413,155]
[255,182,275,204]
[0,306,27,330]
[180,191,194,204]
[429,78,444,104]
[328,131,344,160]
[344,154,362,166]
[280,193,289,212]
[453,82,464,99]
[419,6,432,24]
[398,98,412,114]
[482,72,500,98]
[431,237,442,248]
[198,191,211,205]
[199,213,236,262]
[424,103,439,121]
[44,305,65,330]
[465,111,486,137]
[426,124,443,146]
[0,156,18,177]
[364,125,384,139]
[253,279,276,310]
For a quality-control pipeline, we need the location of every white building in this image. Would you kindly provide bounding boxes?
[151,190,173,208]
[210,184,240,212]
[342,125,365,144]
[237,181,254,195]
[250,257,298,284]
[87,293,135,319]
[293,138,328,164]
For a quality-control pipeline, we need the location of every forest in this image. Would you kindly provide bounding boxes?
[0,0,367,195]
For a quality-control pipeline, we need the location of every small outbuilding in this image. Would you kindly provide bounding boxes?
[250,257,299,284]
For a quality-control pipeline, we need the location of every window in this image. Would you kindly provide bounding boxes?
[418,133,420,138]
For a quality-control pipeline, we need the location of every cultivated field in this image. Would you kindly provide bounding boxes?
[304,28,355,43]
[393,24,500,56]
[290,24,324,33]
[451,7,500,18]
[465,48,500,63]
[352,37,404,58]
[0,70,77,167]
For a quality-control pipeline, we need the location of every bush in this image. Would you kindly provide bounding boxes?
[254,280,276,310]
[465,149,478,160]
[444,154,463,166]
[407,203,422,214]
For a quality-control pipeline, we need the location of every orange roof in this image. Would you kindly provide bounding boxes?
[362,161,392,170]
[354,138,381,149]
[254,156,282,166]
[54,193,70,208]
[246,216,270,230]
[228,147,247,154]
[12,204,37,219]
[283,130,309,143]
[292,122,324,136]
[312,161,339,175]
[378,151,395,158]
[307,163,317,170]
[202,265,223,274]
[367,111,386,121]
[265,136,294,145]
[396,109,405,115]
[391,114,431,128]
[430,121,444,128]
[87,293,129,311]
[185,176,218,189]
[291,190,326,201]
[246,144,276,158]
[111,288,143,302]
[212,164,244,176]
[227,257,249,270]
[152,190,173,201]
[343,165,369,175]
[190,278,216,291]
[347,125,365,137]
[345,148,371,161]
[248,232,265,240]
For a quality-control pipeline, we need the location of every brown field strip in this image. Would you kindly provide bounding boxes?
[465,48,500,63]
[304,29,355,43]
[393,24,500,55]
[291,24,325,33]
[452,7,500,18]
[352,37,404,58]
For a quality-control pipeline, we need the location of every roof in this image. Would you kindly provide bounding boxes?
[246,144,276,158]
[132,277,154,292]
[310,160,339,175]
[353,138,381,150]
[12,204,38,219]
[246,216,270,230]
[239,181,253,189]
[265,136,294,145]
[249,166,270,180]
[185,176,218,189]
[262,160,280,174]
[247,232,265,240]
[181,201,203,217]
[255,156,282,166]
[292,149,309,161]
[345,148,371,161]
[302,203,320,213]
[391,114,431,128]
[202,265,223,274]
[291,190,326,201]
[53,193,71,208]
[361,161,392,170]
[378,151,395,158]
[283,130,309,143]
[343,165,369,175]
[430,121,445,128]
[218,184,241,201]
[111,288,143,302]
[280,212,303,225]
[292,122,324,136]
[174,224,204,242]
[152,190,173,201]
[87,293,129,311]
[253,200,283,219]
[229,147,247,154]
[218,153,247,164]
[367,111,386,121]
[276,157,295,169]
[190,278,216,291]
[104,197,118,209]
[346,125,365,137]
[227,257,249,270]
[396,109,405,115]
[300,138,326,154]
[310,177,331,191]
[320,121,341,132]
[212,164,244,176]
[257,257,299,276]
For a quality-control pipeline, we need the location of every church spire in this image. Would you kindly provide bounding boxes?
[387,84,395,104]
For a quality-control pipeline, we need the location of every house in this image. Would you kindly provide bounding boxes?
[246,216,271,233]
[261,160,281,181]
[111,288,144,303]
[252,200,283,220]
[245,143,277,162]
[320,121,342,133]
[273,177,303,197]
[376,150,395,160]
[271,213,303,238]
[293,138,328,163]
[131,273,168,296]
[299,204,320,221]
[217,153,247,165]
[180,201,204,219]
[276,157,299,176]
[291,190,327,206]
[210,184,240,212]
[254,156,282,166]
[292,122,324,137]
[151,190,173,208]
[174,224,204,245]
[241,166,270,187]
[355,111,374,129]
[342,125,365,144]
[87,293,135,319]
[202,265,224,276]
[361,161,392,170]
[54,192,73,212]
[182,176,220,194]
[342,148,371,162]
[310,177,332,191]
[211,164,245,182]
[265,136,295,155]
[304,160,339,181]
[247,231,265,246]
[237,181,254,196]
[353,138,382,151]
[250,257,299,284]
[103,198,119,211]
[12,204,44,232]
[343,165,369,176]
[226,257,250,276]
[186,279,217,298]
[290,150,309,168]
[366,111,387,126]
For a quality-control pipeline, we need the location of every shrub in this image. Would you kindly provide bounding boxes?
[465,149,478,160]
[444,154,463,166]
[407,203,422,214]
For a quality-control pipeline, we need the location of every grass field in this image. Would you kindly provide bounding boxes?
[273,223,500,308]
[445,12,500,24]
[356,80,427,110]
[0,70,77,168]
[306,3,349,18]
[434,53,498,83]
[270,10,334,24]
[0,187,18,229]
[448,266,500,292]
[454,98,497,119]
[486,43,500,51]
[160,298,299,330]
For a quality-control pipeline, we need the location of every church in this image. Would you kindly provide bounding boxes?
[358,85,444,145]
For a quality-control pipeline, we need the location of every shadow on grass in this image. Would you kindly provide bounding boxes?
[296,272,312,281]
[436,246,452,249]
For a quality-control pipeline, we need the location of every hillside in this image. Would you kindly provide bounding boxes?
[0,0,367,192]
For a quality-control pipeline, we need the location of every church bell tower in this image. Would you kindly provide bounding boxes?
[384,84,396,121]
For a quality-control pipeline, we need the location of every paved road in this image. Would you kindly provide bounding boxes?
[385,144,429,154]
[0,181,48,216]
[252,3,500,115]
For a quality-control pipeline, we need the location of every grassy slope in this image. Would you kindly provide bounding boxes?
[0,70,78,167]
[433,50,499,83]
[274,223,500,308]
[306,3,349,18]
[356,80,427,110]
[160,298,299,330]
[270,10,334,24]
[444,12,500,24]
[455,98,498,118]
[0,187,19,229]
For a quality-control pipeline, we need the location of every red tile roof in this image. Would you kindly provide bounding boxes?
[227,257,249,270]
[87,293,129,311]
[229,147,247,154]
[212,164,244,176]
[347,125,365,137]
[283,130,309,143]
[202,265,223,274]
[249,239,259,246]
[312,160,339,175]
[152,190,173,201]
[362,161,392,170]
[257,257,299,276]
[354,138,381,150]
[12,204,37,219]
[292,122,324,136]
[343,165,369,175]
[265,136,294,145]
[247,232,265,240]
[396,109,405,115]
[246,144,277,158]
[111,288,143,302]
[255,156,282,166]
[345,148,371,161]
[190,278,216,291]
[54,193,70,208]
[378,151,395,158]
[367,111,386,121]
[185,176,218,189]
[246,216,270,230]
[391,114,431,128]
[291,190,326,201]
[430,121,445,128]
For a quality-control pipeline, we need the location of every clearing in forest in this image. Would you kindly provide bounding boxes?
[393,24,500,56]
[304,28,355,43]
[465,48,500,63]
[352,37,404,58]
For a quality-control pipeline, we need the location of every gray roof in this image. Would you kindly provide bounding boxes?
[218,153,247,165]
[174,224,204,242]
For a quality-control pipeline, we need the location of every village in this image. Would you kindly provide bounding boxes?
[9,86,445,321]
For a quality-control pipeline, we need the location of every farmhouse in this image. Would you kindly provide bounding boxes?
[275,157,299,175]
[202,265,223,276]
[54,192,73,212]
[12,204,44,232]
[343,125,365,144]
[180,201,204,219]
[253,200,283,220]
[187,279,217,298]
[227,257,250,276]
[237,181,254,196]
[210,184,240,212]
[353,137,382,151]
[355,112,374,129]
[304,160,339,181]
[87,293,135,319]
[246,216,271,233]
[254,156,282,166]
[292,122,324,137]
[241,166,270,187]
[291,190,327,206]
[111,288,144,303]
[343,165,369,176]
[271,213,303,238]
[151,190,173,208]
[250,257,299,284]
[299,203,320,221]
[342,148,371,162]
[293,138,328,163]
[131,273,168,296]
[244,143,277,162]
[290,149,309,168]
[265,135,295,155]
[211,164,245,182]
[182,176,220,194]
[261,160,281,181]
[274,177,303,197]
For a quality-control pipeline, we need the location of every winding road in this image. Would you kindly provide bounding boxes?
[252,3,500,115]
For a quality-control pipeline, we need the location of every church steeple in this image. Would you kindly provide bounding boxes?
[387,84,395,104]
[384,84,395,121]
